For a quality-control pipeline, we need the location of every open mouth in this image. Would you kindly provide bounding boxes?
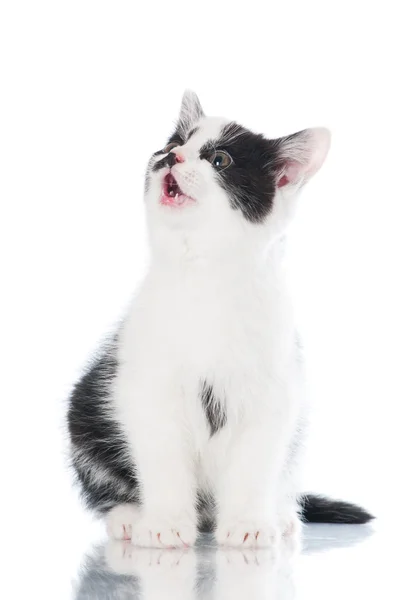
[160,173,194,207]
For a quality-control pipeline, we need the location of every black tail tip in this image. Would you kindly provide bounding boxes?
[301,494,375,525]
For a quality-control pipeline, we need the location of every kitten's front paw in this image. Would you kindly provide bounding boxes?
[216,519,281,548]
[106,504,141,540]
[130,514,197,549]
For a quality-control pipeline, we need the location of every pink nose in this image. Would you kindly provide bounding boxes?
[173,152,185,163]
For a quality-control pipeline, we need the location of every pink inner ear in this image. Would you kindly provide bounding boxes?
[277,161,303,188]
[277,175,289,188]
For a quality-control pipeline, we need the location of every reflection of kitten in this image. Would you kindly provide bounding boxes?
[68,91,373,549]
[74,541,295,600]
[75,525,374,600]
[73,544,140,600]
[106,544,198,600]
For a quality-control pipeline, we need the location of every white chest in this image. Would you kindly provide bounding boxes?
[122,260,295,382]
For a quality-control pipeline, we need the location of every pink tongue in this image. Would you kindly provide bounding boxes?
[161,191,185,206]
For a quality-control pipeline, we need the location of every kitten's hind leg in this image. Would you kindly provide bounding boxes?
[278,413,307,545]
[106,503,141,540]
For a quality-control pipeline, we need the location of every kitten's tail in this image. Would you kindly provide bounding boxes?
[301,494,374,524]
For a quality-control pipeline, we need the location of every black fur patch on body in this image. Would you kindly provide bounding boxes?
[201,382,227,437]
[196,490,216,533]
[67,340,140,513]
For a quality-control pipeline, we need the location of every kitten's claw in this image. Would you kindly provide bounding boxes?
[216,520,281,548]
[130,515,197,548]
[106,504,141,540]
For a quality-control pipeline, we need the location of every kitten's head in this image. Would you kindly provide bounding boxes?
[145,91,330,257]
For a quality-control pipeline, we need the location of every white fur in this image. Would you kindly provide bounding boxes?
[108,98,330,548]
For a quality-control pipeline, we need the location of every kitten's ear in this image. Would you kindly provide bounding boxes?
[178,90,205,133]
[274,127,331,189]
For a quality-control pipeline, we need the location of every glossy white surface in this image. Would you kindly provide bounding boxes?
[74,523,392,600]
[6,506,394,599]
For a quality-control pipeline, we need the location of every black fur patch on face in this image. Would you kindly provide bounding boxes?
[166,128,185,148]
[149,120,281,221]
[201,382,227,436]
[67,339,140,512]
[151,129,185,173]
[152,151,179,172]
[186,126,199,141]
[206,123,279,223]
[151,156,167,173]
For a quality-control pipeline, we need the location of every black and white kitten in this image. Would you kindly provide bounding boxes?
[68,91,373,549]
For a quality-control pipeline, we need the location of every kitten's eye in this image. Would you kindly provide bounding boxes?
[209,151,232,171]
[162,142,179,154]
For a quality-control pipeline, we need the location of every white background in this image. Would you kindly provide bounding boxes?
[1,1,397,597]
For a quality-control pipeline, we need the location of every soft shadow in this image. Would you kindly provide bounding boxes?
[302,523,375,554]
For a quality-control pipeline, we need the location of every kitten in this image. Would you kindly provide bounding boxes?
[67,91,373,548]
